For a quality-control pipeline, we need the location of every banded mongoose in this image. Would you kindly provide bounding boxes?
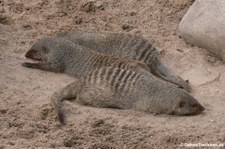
[22,37,148,77]
[57,28,191,91]
[51,67,205,124]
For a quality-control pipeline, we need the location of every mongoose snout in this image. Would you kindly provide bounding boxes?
[170,96,205,116]
[24,41,49,62]
[22,43,50,70]
[24,49,41,61]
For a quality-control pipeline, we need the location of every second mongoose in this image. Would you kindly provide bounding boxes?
[51,67,205,124]
[58,28,191,91]
[22,37,148,78]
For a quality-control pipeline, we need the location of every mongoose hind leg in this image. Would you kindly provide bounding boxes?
[51,80,82,124]
[151,59,191,92]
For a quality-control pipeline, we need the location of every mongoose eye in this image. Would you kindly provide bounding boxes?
[43,47,48,53]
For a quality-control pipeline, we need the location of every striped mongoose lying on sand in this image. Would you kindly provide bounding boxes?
[58,28,190,91]
[22,37,148,77]
[51,67,204,124]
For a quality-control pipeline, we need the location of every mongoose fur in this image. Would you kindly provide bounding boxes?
[57,28,191,91]
[51,67,205,124]
[22,37,148,78]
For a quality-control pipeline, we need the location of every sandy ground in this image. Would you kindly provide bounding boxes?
[1,0,225,148]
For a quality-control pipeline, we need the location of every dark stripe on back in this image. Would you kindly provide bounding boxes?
[131,73,141,87]
[143,46,154,63]
[90,69,99,84]
[117,61,123,69]
[114,69,127,91]
[146,46,157,64]
[86,71,93,84]
[106,67,115,81]
[120,71,137,96]
[90,54,100,67]
[128,72,141,95]
[99,67,107,79]
[119,62,126,69]
[138,43,152,61]
[134,39,146,56]
[117,69,132,92]
[101,55,109,66]
[110,68,120,87]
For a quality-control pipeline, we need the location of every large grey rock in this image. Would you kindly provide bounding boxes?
[179,0,225,60]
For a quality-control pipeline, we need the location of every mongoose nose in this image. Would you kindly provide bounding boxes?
[200,105,205,112]
[195,104,205,115]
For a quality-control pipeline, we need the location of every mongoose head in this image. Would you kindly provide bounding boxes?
[169,92,205,116]
[141,89,205,116]
[134,69,205,116]
[154,88,205,116]
[25,37,52,62]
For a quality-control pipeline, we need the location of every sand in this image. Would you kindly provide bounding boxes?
[0,0,225,148]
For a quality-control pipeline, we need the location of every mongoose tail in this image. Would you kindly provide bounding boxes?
[151,58,191,92]
[51,80,82,124]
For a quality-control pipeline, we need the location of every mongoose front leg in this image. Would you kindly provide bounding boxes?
[22,62,51,70]
[51,80,82,124]
[22,62,62,73]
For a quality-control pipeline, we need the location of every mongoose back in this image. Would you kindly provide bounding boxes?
[22,37,148,78]
[58,28,191,91]
[51,67,205,124]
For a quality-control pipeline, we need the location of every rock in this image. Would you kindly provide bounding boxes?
[179,0,225,61]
